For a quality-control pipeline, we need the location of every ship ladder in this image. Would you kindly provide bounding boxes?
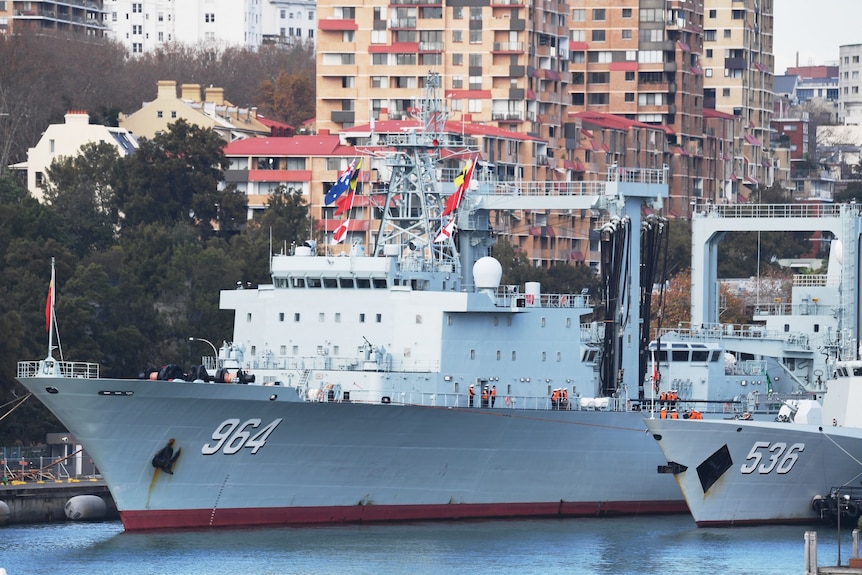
[297,369,312,388]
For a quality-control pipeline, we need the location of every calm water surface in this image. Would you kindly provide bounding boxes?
[0,515,846,575]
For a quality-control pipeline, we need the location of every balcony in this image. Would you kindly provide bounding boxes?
[389,18,416,28]
[492,41,524,53]
[492,112,524,122]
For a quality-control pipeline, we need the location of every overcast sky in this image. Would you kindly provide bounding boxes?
[773,0,861,73]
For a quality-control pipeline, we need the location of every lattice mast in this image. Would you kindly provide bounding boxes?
[372,73,459,272]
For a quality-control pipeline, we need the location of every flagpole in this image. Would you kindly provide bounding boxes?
[47,257,56,359]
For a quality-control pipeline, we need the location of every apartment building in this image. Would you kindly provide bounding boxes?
[702,0,774,195]
[314,0,569,183]
[0,0,107,37]
[102,0,277,54]
[567,0,705,216]
[839,44,862,125]
[262,0,317,48]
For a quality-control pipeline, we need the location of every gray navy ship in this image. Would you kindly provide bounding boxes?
[16,75,820,530]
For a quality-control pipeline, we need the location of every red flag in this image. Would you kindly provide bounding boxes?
[45,280,53,332]
[442,159,475,217]
[334,192,354,216]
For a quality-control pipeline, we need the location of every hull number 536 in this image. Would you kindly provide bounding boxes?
[202,418,283,455]
[740,441,804,474]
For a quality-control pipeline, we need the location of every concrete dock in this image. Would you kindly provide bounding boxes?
[0,478,118,525]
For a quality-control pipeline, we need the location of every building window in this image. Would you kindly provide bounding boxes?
[622,8,632,18]
[709,9,716,18]
[625,71,635,81]
[591,30,605,42]
[157,110,163,118]
[571,9,585,21]
[205,13,215,23]
[625,92,634,102]
[724,29,732,38]
[592,8,605,21]
[452,30,462,43]
[453,6,463,19]
[453,53,462,66]
[621,29,632,40]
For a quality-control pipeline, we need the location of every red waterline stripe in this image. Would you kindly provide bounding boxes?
[120,500,688,530]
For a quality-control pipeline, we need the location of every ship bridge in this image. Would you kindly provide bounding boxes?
[691,203,862,356]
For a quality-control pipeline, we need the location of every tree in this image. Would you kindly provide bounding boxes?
[258,71,316,128]
[43,142,122,256]
[118,119,244,237]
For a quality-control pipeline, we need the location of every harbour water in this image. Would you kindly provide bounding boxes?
[0,515,849,574]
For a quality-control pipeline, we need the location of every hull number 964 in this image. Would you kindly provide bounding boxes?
[202,418,283,455]
[740,441,805,475]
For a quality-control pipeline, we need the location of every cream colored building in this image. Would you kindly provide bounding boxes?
[13,111,138,201]
[313,0,568,184]
[839,44,862,126]
[120,80,271,142]
[702,0,775,194]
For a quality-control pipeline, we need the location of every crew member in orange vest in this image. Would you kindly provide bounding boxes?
[490,385,497,407]
[561,388,569,410]
[481,386,489,408]
[660,406,668,419]
[468,385,475,407]
[670,409,679,419]
[551,388,561,410]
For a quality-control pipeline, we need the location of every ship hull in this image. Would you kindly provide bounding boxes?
[21,375,685,530]
[645,417,862,526]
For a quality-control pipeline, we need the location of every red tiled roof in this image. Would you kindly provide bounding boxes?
[224,135,354,157]
[341,119,542,142]
[704,108,736,120]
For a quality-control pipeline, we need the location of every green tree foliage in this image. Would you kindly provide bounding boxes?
[118,119,244,236]
[43,142,122,256]
[491,237,600,297]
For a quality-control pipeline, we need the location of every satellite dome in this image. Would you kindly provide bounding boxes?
[473,257,503,289]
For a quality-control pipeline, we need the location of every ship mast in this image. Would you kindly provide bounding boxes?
[372,73,463,274]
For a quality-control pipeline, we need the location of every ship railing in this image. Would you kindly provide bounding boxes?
[657,323,813,350]
[17,360,100,379]
[697,202,862,220]
[344,392,639,412]
[644,393,808,417]
[493,288,593,310]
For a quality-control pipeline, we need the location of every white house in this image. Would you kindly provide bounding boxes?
[13,111,138,202]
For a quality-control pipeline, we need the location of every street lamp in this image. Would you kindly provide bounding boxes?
[188,337,218,358]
